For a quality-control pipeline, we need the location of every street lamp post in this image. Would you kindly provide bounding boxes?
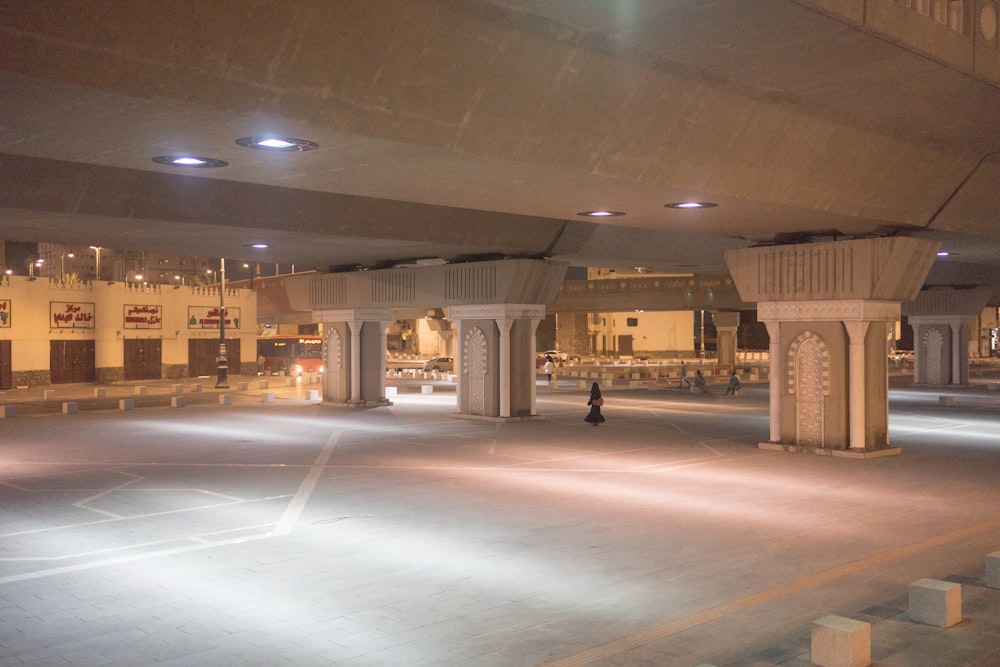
[215,258,229,388]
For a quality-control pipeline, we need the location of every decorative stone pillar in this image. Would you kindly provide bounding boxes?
[725,237,939,457]
[903,287,992,386]
[448,304,545,421]
[713,311,740,370]
[313,308,393,407]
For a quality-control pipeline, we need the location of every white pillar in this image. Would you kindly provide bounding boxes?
[496,317,513,418]
[454,318,464,408]
[845,320,871,449]
[348,320,362,403]
[529,317,542,415]
[378,319,390,401]
[950,319,962,385]
[765,321,781,443]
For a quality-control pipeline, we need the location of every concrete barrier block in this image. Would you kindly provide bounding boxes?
[421,385,433,394]
[238,382,249,391]
[218,394,233,406]
[986,382,999,391]
[306,389,320,401]
[1,405,16,418]
[985,552,1000,589]
[810,615,870,667]
[119,399,134,411]
[134,386,148,396]
[261,392,274,403]
[191,383,202,393]
[576,380,588,389]
[170,396,185,408]
[43,389,57,400]
[938,395,955,406]
[173,384,184,394]
[93,387,106,398]
[385,386,398,397]
[61,402,78,414]
[909,578,962,627]
[258,379,269,389]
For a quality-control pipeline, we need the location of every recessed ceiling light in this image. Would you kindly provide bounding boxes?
[236,136,320,152]
[577,210,626,217]
[251,243,269,249]
[152,155,228,168]
[936,250,950,257]
[664,201,718,209]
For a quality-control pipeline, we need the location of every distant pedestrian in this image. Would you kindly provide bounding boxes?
[584,382,606,426]
[692,370,706,392]
[543,357,555,383]
[678,360,690,388]
[725,371,742,395]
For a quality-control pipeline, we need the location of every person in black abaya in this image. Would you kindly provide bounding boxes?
[584,382,606,426]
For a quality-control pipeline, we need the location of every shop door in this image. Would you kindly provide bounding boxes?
[618,335,634,357]
[124,339,162,381]
[188,338,241,377]
[0,340,11,390]
[50,340,96,384]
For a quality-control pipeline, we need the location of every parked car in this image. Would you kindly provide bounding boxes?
[541,350,568,362]
[423,356,454,372]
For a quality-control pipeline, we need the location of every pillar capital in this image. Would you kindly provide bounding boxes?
[447,304,546,321]
[758,300,899,323]
[312,308,393,324]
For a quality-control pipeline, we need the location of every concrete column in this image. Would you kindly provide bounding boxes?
[529,317,542,416]
[764,321,781,443]
[844,320,870,450]
[713,311,740,369]
[904,287,991,386]
[496,316,513,418]
[378,319,390,401]
[347,320,362,404]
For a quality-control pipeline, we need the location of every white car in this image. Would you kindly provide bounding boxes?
[423,356,454,372]
[541,350,568,362]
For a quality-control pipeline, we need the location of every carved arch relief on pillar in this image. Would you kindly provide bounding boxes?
[787,331,830,448]
[325,329,343,402]
[923,328,945,385]
[463,326,488,416]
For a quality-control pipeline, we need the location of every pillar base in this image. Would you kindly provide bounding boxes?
[758,443,902,459]
[450,413,546,423]
[323,399,393,409]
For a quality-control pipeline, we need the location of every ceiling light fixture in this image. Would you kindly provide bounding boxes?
[664,201,718,209]
[936,250,950,257]
[577,210,626,217]
[250,243,269,249]
[152,155,228,168]
[236,136,320,152]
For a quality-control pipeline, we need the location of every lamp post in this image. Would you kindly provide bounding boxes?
[89,246,102,281]
[215,258,229,388]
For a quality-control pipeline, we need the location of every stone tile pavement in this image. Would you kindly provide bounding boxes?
[1,377,999,665]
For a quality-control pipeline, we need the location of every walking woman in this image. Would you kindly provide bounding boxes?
[584,382,606,426]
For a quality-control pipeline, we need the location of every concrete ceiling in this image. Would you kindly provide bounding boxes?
[2,0,1000,301]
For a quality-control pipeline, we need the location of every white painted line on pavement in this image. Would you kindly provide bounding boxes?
[273,429,342,536]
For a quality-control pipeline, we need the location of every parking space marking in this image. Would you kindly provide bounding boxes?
[273,429,342,536]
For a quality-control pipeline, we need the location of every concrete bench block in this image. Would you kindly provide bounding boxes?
[261,392,274,403]
[987,383,999,391]
[810,615,871,667]
[306,389,320,401]
[134,386,147,396]
[238,382,249,391]
[421,385,433,394]
[61,402,78,414]
[93,387,106,397]
[385,386,398,397]
[191,383,202,393]
[170,396,185,408]
[909,578,962,627]
[258,379,269,389]
[1,405,16,418]
[938,395,954,406]
[173,384,184,394]
[985,552,1000,589]
[218,394,233,406]
[119,398,134,411]
[576,380,588,389]
[43,389,57,400]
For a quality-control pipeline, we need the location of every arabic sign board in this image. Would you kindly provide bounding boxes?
[0,299,9,328]
[123,304,163,329]
[188,306,241,329]
[51,301,95,329]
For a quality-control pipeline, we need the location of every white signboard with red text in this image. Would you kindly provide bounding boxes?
[123,304,162,329]
[50,301,95,329]
[187,306,241,329]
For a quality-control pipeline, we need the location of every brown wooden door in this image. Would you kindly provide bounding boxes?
[124,339,162,380]
[50,340,96,384]
[0,340,11,390]
[618,335,633,357]
[188,338,241,377]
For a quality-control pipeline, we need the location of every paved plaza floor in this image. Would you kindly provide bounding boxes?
[1,376,999,665]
